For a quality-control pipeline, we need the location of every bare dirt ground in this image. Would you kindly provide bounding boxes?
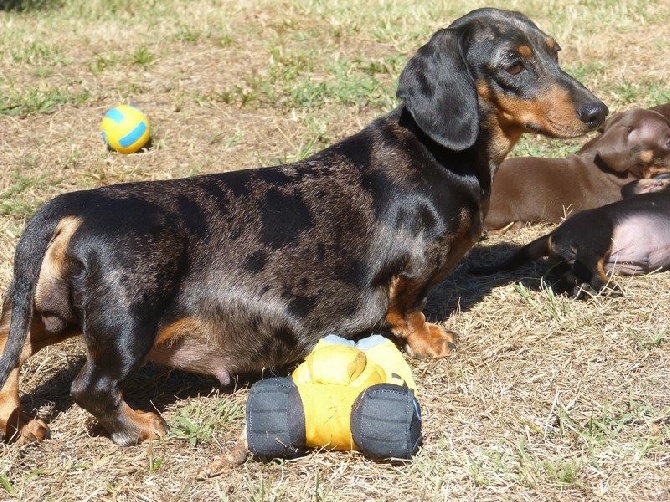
[0,1,669,500]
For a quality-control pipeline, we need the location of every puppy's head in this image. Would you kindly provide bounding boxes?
[397,8,607,157]
[592,108,670,178]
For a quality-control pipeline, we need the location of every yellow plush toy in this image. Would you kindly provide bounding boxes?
[246,335,422,459]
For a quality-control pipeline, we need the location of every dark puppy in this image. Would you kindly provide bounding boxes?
[484,108,670,232]
[0,8,606,446]
[473,192,670,296]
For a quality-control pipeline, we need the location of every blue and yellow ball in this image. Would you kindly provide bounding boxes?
[100,105,151,154]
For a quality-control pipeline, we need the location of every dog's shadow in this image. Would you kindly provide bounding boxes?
[20,356,257,440]
[424,241,551,321]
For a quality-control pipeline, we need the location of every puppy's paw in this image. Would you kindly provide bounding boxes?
[572,281,622,299]
[110,409,169,446]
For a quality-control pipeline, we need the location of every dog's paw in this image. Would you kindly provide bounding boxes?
[572,281,622,299]
[406,323,458,359]
[15,418,51,445]
[110,409,169,446]
[0,410,51,445]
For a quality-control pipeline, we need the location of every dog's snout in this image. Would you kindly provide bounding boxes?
[578,102,609,129]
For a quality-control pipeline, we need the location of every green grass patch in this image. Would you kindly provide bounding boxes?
[88,52,122,74]
[0,474,15,496]
[198,51,399,112]
[633,328,666,349]
[169,399,243,447]
[514,281,572,320]
[0,168,48,218]
[606,80,670,108]
[9,40,65,65]
[0,87,91,117]
[131,45,155,68]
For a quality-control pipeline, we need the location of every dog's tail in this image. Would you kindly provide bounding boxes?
[0,205,61,389]
[469,234,551,275]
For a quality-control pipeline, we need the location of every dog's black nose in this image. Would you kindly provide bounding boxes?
[578,102,609,128]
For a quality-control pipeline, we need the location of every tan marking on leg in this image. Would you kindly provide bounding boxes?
[0,289,79,443]
[385,277,456,359]
[149,318,231,385]
[0,341,51,443]
[401,311,456,359]
[113,401,167,445]
[596,255,621,295]
[596,257,610,285]
[154,317,203,346]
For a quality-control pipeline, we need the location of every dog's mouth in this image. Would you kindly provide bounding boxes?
[523,122,543,134]
[533,116,603,139]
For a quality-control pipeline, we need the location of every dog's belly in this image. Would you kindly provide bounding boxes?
[147,338,232,385]
[146,278,391,379]
[607,214,670,274]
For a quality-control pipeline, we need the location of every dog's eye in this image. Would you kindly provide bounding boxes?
[506,63,524,76]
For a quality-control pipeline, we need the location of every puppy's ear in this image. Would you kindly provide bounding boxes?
[594,118,632,172]
[397,29,478,151]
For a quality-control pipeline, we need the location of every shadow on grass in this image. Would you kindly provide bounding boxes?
[425,241,551,321]
[0,0,62,11]
[19,355,293,441]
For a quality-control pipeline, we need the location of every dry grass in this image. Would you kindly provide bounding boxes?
[1,0,669,500]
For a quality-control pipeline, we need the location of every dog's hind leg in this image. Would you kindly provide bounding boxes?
[551,224,620,297]
[69,299,169,446]
[0,297,76,444]
[0,337,50,445]
[385,276,457,358]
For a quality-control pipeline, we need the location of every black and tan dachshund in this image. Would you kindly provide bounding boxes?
[472,192,670,297]
[0,8,606,446]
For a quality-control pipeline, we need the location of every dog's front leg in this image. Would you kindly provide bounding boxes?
[385,276,457,358]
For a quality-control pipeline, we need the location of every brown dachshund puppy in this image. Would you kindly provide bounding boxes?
[472,192,670,297]
[0,8,606,446]
[484,107,670,232]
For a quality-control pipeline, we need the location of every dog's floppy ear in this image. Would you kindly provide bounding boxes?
[594,115,632,172]
[397,28,478,151]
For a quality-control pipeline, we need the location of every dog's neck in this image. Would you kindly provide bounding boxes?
[478,110,523,168]
[397,107,493,197]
